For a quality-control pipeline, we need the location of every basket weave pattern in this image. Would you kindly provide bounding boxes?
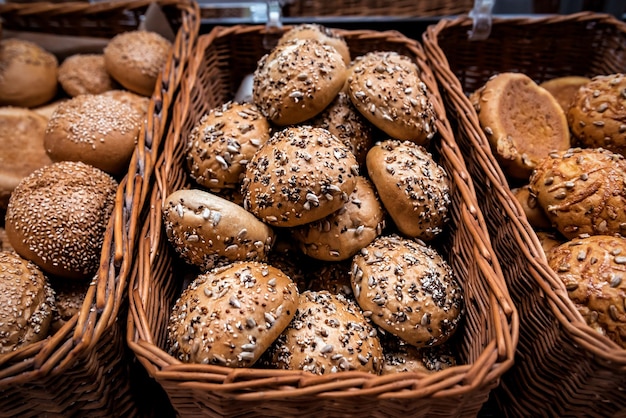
[282,0,473,17]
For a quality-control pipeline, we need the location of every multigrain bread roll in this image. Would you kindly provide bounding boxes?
[44,94,143,176]
[58,54,116,97]
[547,235,626,347]
[0,106,53,209]
[252,38,347,126]
[104,30,172,97]
[167,261,299,366]
[510,185,551,229]
[186,102,271,189]
[163,189,275,271]
[303,260,354,300]
[471,72,571,180]
[540,76,590,113]
[366,139,450,240]
[347,51,437,145]
[5,161,118,279]
[0,251,55,354]
[529,147,626,239]
[49,277,89,333]
[0,38,58,108]
[277,23,351,65]
[266,290,383,374]
[242,125,358,227]
[351,235,464,348]
[568,73,626,156]
[381,335,456,375]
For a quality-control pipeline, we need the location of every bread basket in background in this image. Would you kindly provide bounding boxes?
[282,0,473,18]
[0,1,199,416]
[423,12,626,417]
[127,24,518,418]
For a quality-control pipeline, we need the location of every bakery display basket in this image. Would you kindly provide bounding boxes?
[127,24,518,417]
[0,0,199,416]
[282,0,473,18]
[423,12,626,418]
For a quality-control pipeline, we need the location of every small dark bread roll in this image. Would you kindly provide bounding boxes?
[547,235,626,347]
[252,39,347,126]
[186,102,270,189]
[303,260,354,299]
[471,72,571,180]
[351,235,464,348]
[367,139,450,240]
[49,277,89,333]
[347,51,437,145]
[511,185,551,229]
[291,176,384,261]
[0,251,55,354]
[5,161,118,279]
[277,23,351,65]
[163,189,275,271]
[568,73,626,156]
[242,125,359,227]
[167,261,299,366]
[529,147,626,239]
[0,38,58,108]
[104,30,172,97]
[58,54,116,97]
[381,335,457,375]
[267,290,383,375]
[539,76,590,113]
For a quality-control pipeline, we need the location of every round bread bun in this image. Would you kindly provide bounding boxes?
[291,176,385,261]
[381,335,456,375]
[535,230,564,258]
[58,54,116,97]
[32,99,68,120]
[101,89,150,118]
[0,106,53,209]
[470,72,571,180]
[167,261,299,366]
[304,260,354,300]
[266,290,383,374]
[252,38,347,126]
[242,125,359,227]
[529,147,626,239]
[0,38,58,108]
[308,91,373,167]
[277,23,351,65]
[568,73,626,156]
[0,251,55,354]
[366,139,450,240]
[511,184,551,229]
[44,93,142,176]
[186,102,271,189]
[5,161,118,279]
[347,51,437,145]
[539,76,590,113]
[49,277,89,333]
[547,235,626,347]
[103,30,172,97]
[163,189,275,271]
[351,234,464,348]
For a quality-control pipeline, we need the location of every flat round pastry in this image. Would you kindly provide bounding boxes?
[347,51,437,145]
[58,54,116,97]
[351,234,464,348]
[529,147,626,239]
[186,102,271,189]
[252,38,347,126]
[471,72,571,180]
[539,76,590,113]
[511,184,551,229]
[547,235,626,347]
[0,38,58,108]
[0,106,53,209]
[277,23,351,65]
[242,125,358,227]
[366,139,450,240]
[167,261,299,366]
[568,73,626,156]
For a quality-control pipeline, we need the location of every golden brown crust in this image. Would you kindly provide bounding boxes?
[252,39,347,126]
[547,235,626,347]
[535,230,564,258]
[351,235,464,348]
[539,76,590,113]
[381,335,456,375]
[100,89,149,118]
[242,125,358,227]
[511,185,551,229]
[5,161,118,279]
[167,261,299,366]
[366,139,450,240]
[58,54,116,97]
[568,73,626,156]
[32,99,68,120]
[529,147,626,239]
[347,51,437,145]
[472,72,571,180]
[277,24,351,65]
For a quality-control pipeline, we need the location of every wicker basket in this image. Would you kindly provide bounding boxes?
[127,24,518,418]
[423,12,626,418]
[0,1,199,417]
[282,0,473,17]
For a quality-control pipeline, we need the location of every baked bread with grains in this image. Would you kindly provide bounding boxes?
[511,185,551,229]
[49,277,89,333]
[381,335,457,375]
[303,260,354,300]
[58,54,116,97]
[101,89,150,118]
[540,75,590,113]
[535,230,564,258]
[277,23,351,65]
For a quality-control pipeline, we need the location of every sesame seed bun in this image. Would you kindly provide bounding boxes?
[100,89,150,118]
[277,24,351,65]
[58,54,116,97]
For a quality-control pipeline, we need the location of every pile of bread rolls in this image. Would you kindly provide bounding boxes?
[471,71,626,348]
[0,30,172,354]
[164,24,465,376]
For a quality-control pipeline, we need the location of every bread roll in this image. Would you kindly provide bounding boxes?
[58,54,116,97]
[32,99,68,120]
[49,277,89,333]
[540,76,590,113]
[303,260,354,300]
[511,185,551,229]
[535,230,564,258]
[277,23,351,65]
[381,335,456,375]
[101,89,149,118]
